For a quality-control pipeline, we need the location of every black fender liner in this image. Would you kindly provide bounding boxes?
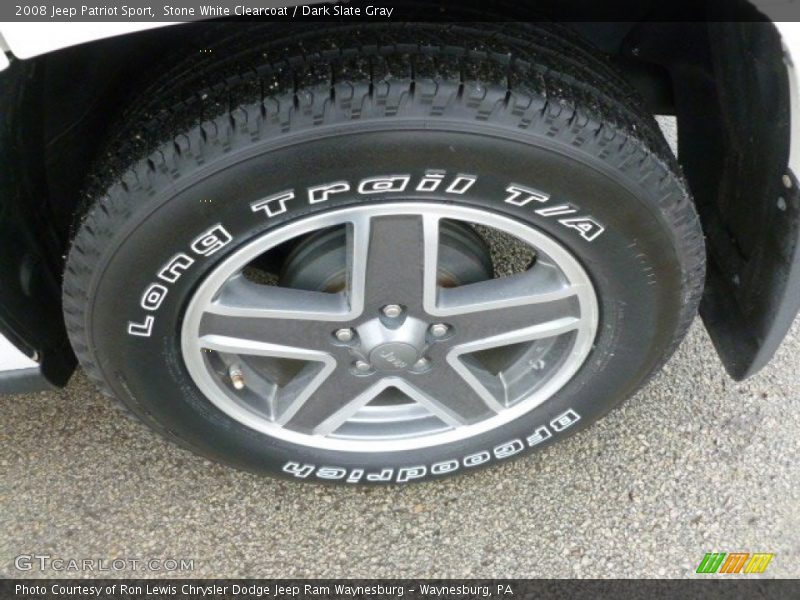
[0,57,75,392]
[629,18,800,379]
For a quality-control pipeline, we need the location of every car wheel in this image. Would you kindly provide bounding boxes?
[63,23,705,484]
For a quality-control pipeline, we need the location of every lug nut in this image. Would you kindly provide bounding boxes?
[229,364,246,390]
[335,328,355,343]
[413,357,431,371]
[354,360,372,373]
[382,304,403,318]
[430,323,449,338]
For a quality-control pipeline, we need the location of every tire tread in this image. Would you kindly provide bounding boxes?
[63,22,705,446]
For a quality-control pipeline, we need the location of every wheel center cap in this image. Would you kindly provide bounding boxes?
[369,342,420,372]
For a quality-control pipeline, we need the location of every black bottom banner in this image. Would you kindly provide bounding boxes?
[2,579,799,600]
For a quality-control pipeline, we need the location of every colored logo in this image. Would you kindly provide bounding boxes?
[696,553,773,574]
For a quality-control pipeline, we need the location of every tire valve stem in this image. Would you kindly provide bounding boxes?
[229,365,246,390]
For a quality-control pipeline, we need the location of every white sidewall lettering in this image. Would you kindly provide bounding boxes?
[158,253,195,284]
[308,181,350,204]
[141,284,168,311]
[493,439,525,460]
[128,224,231,337]
[127,316,154,338]
[358,175,411,195]
[463,451,491,468]
[251,191,295,218]
[551,409,581,432]
[279,408,582,482]
[316,467,347,480]
[504,184,550,206]
[190,224,233,257]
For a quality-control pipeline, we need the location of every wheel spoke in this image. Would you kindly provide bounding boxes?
[211,273,350,320]
[198,273,353,351]
[279,367,384,435]
[448,293,581,347]
[198,333,338,421]
[198,332,330,358]
[200,309,333,354]
[398,364,504,425]
[442,261,584,346]
[433,258,568,314]
[350,214,439,313]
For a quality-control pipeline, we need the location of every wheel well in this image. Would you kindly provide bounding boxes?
[0,12,793,384]
[19,21,682,254]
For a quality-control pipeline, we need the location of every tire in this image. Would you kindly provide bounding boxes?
[63,23,705,484]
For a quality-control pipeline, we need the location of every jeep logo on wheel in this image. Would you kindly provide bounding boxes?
[378,350,408,369]
[369,343,419,372]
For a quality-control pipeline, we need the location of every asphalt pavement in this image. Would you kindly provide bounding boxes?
[1,120,798,579]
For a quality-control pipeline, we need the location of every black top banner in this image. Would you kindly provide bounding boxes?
[3,0,800,23]
[3,579,800,600]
